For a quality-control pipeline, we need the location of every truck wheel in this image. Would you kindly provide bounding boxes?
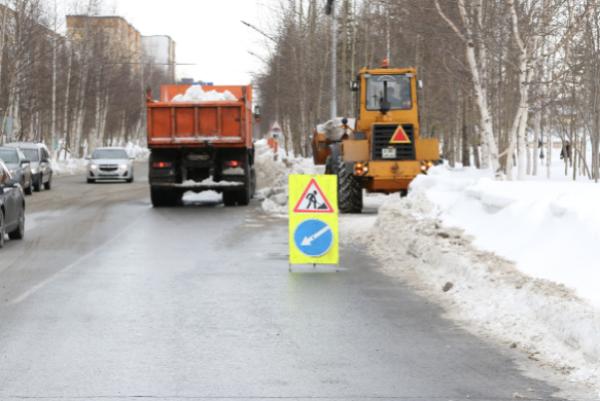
[250,167,256,198]
[337,158,363,213]
[223,192,237,207]
[151,187,179,207]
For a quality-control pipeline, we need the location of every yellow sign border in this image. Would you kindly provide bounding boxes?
[288,174,339,265]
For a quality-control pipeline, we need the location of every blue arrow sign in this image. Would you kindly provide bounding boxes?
[293,219,333,257]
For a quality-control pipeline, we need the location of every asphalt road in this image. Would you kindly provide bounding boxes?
[0,163,563,401]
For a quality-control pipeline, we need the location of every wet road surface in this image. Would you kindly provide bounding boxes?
[0,164,563,400]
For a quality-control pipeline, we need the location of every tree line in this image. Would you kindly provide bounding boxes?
[0,0,170,158]
[257,0,600,181]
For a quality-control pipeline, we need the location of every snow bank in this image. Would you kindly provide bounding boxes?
[368,193,600,394]
[410,166,600,308]
[254,139,322,216]
[172,85,237,102]
[125,142,150,160]
[51,158,88,177]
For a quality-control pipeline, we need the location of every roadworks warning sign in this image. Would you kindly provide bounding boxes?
[289,175,339,265]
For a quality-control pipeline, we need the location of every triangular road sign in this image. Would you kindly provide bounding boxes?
[389,125,411,144]
[293,178,335,213]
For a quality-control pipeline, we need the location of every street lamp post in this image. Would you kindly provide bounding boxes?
[326,0,337,119]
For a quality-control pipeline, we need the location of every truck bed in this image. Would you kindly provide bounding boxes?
[147,85,253,149]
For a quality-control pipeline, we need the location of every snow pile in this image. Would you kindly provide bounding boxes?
[51,158,88,177]
[179,178,242,187]
[316,117,356,141]
[182,190,222,204]
[409,165,600,307]
[367,193,600,394]
[125,142,150,160]
[172,85,237,102]
[254,139,322,216]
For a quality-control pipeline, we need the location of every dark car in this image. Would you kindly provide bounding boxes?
[0,160,25,248]
[0,147,33,195]
[6,142,53,191]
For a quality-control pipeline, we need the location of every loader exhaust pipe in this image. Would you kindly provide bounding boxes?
[380,80,391,115]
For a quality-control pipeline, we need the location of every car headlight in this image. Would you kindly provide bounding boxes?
[90,164,98,170]
[119,163,128,170]
[31,167,39,174]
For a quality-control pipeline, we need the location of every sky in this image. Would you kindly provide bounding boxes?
[106,0,278,85]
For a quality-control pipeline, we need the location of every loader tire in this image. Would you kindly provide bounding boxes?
[325,156,336,175]
[337,158,363,213]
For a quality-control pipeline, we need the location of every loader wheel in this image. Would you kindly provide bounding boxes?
[325,156,337,175]
[337,158,363,213]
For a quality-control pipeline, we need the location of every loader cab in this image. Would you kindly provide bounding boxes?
[354,67,420,137]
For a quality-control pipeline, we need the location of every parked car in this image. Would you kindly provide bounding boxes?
[0,147,33,195]
[0,160,25,247]
[6,142,53,191]
[87,147,134,183]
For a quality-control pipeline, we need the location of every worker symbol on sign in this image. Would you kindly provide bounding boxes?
[293,178,334,213]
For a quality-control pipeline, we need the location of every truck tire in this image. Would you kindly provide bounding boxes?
[151,187,179,207]
[223,192,237,207]
[337,158,363,213]
[250,167,256,198]
[236,172,252,206]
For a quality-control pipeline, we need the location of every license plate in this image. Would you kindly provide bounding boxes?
[382,147,397,159]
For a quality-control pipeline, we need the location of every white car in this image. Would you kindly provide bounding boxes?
[87,147,134,183]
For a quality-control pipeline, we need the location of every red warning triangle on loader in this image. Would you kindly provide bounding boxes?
[293,178,335,213]
[389,125,411,144]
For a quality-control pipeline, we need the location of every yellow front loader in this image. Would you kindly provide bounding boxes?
[312,64,440,213]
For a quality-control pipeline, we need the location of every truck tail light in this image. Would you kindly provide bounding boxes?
[224,160,240,168]
[152,161,172,169]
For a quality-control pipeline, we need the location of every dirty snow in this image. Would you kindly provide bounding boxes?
[51,158,88,177]
[366,190,600,396]
[172,85,237,102]
[316,117,356,141]
[410,166,600,308]
[254,139,322,216]
[179,178,242,187]
[182,190,222,204]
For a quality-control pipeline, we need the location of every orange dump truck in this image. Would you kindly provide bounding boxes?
[146,84,257,207]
